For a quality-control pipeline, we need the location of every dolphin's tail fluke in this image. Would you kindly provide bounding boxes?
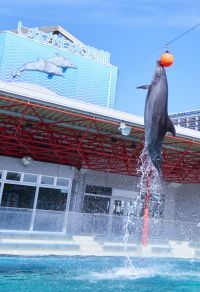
[13,66,24,78]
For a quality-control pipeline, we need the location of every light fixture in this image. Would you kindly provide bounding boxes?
[21,156,33,167]
[118,122,131,136]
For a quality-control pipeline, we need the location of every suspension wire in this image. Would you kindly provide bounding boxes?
[166,22,200,47]
[121,22,200,73]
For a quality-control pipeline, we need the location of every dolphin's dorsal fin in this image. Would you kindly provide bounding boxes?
[136,85,150,90]
[167,117,176,136]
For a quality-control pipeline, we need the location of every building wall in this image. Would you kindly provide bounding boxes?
[83,169,138,191]
[0,32,118,108]
[163,184,176,221]
[0,155,199,225]
[170,110,200,131]
[79,170,200,222]
[174,184,200,222]
[0,155,75,179]
[158,183,200,241]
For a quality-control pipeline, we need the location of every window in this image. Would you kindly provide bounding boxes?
[56,178,69,187]
[113,200,125,215]
[85,185,112,196]
[41,176,54,185]
[112,199,137,216]
[1,184,36,209]
[139,193,165,218]
[23,174,38,183]
[6,172,21,181]
[83,195,110,214]
[36,187,68,211]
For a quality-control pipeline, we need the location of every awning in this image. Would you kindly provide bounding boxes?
[0,93,199,184]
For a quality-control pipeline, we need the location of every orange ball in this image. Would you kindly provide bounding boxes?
[160,51,174,67]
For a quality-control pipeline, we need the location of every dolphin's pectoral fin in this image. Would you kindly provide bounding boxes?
[167,117,176,136]
[47,74,54,79]
[62,68,67,73]
[13,67,23,78]
[136,84,150,90]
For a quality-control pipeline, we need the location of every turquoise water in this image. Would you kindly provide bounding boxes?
[0,256,200,292]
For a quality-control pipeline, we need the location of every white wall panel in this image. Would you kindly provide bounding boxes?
[0,156,75,179]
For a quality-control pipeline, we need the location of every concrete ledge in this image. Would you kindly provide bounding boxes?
[149,240,170,246]
[0,242,80,251]
[194,250,200,256]
[94,235,137,244]
[0,236,197,258]
[0,232,72,241]
[189,242,200,249]
[94,235,123,243]
[103,244,138,252]
[151,246,172,254]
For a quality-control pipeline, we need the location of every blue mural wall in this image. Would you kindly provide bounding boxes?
[0,32,118,108]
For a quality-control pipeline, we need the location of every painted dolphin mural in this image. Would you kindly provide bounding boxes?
[137,61,176,172]
[46,53,77,72]
[13,59,64,78]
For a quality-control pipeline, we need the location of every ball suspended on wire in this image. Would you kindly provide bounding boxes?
[160,51,174,67]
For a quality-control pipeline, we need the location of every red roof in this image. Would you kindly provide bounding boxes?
[0,94,199,184]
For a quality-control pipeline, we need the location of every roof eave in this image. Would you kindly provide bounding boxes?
[0,80,199,142]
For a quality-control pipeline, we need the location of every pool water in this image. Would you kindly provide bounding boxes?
[0,256,200,292]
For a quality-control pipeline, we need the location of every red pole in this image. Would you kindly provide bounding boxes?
[142,175,150,246]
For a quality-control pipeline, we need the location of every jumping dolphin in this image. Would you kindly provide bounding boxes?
[137,61,176,172]
[13,59,64,78]
[46,53,77,72]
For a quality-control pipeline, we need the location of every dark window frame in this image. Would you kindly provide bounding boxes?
[1,183,36,209]
[85,185,112,196]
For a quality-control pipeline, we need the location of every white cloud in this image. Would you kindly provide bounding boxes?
[167,15,200,27]
[1,0,200,29]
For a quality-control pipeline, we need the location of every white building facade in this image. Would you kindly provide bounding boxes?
[0,23,199,245]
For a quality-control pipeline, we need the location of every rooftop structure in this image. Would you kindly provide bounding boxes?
[170,109,200,131]
[0,22,118,108]
[0,80,199,184]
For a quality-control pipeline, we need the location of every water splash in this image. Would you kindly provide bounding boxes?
[86,266,157,280]
[122,208,135,268]
[136,147,163,218]
[80,263,200,281]
[122,147,164,266]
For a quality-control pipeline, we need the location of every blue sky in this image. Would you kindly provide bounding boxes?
[1,0,200,116]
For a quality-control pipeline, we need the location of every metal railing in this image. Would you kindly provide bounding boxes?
[0,207,200,242]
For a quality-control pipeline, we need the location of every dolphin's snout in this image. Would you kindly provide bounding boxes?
[156,60,163,69]
[154,60,165,78]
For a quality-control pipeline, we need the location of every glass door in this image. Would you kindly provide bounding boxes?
[111,197,139,237]
[0,183,36,231]
[112,198,137,216]
[33,187,68,232]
